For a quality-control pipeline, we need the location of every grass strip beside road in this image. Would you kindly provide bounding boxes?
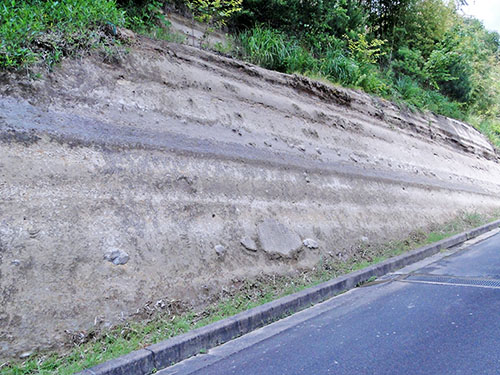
[2,211,499,375]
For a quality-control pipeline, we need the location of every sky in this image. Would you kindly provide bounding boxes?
[462,0,500,34]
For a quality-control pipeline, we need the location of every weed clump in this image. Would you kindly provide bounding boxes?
[0,0,126,70]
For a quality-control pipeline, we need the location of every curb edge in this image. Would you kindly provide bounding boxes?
[78,219,500,375]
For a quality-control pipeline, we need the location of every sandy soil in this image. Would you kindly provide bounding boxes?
[1,35,500,357]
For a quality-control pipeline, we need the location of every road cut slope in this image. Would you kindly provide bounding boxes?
[1,37,500,357]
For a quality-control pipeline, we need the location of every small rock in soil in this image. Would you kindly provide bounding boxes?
[303,238,319,249]
[19,351,33,359]
[104,248,130,265]
[215,244,226,256]
[240,237,258,252]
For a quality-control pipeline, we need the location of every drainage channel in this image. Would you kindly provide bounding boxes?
[401,274,500,289]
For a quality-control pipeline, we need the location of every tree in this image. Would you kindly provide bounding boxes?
[233,0,366,53]
[186,0,242,30]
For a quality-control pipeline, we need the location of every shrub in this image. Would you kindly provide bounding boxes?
[393,75,464,119]
[355,65,390,96]
[121,0,172,40]
[0,0,125,70]
[284,45,317,74]
[186,0,242,29]
[232,0,366,45]
[391,47,428,84]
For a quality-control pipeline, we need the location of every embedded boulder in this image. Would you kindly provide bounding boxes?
[257,219,302,258]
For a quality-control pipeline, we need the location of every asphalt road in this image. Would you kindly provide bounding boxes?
[160,231,500,375]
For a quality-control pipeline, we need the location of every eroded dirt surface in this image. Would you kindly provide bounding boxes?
[1,37,500,357]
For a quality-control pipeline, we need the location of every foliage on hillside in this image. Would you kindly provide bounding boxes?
[0,0,125,69]
[233,0,500,148]
[1,0,499,148]
[0,0,173,70]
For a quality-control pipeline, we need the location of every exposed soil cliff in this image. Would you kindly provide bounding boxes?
[1,36,500,357]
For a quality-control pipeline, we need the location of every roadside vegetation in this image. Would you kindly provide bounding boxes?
[0,0,177,71]
[232,0,500,148]
[2,211,499,374]
[1,0,499,147]
[1,3,499,371]
[0,0,125,70]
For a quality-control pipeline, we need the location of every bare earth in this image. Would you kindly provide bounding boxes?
[1,37,500,358]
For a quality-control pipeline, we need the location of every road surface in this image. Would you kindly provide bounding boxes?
[160,231,500,375]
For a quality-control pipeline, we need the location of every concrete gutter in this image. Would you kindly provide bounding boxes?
[77,219,500,375]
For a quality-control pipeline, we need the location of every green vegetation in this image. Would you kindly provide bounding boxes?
[0,0,125,70]
[120,0,180,41]
[2,211,498,375]
[0,0,176,71]
[2,2,499,373]
[232,0,500,147]
[184,0,242,47]
[186,0,242,30]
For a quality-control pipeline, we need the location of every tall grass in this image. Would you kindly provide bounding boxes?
[238,26,475,125]
[239,26,293,71]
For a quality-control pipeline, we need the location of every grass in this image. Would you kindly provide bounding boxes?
[239,26,293,72]
[468,116,500,150]
[391,74,465,120]
[0,0,181,73]
[2,210,499,375]
[121,0,185,43]
[237,26,472,123]
[0,0,125,71]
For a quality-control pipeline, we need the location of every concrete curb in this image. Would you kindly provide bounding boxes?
[77,219,500,375]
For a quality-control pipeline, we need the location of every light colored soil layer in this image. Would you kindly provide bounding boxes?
[1,37,500,357]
